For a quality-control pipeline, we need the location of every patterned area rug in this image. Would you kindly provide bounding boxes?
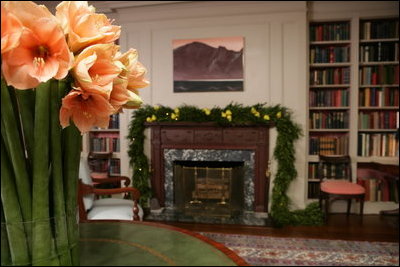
[199,232,399,266]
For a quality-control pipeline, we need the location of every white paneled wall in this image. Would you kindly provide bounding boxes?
[112,1,309,211]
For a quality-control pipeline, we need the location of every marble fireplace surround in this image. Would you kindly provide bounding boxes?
[146,122,271,225]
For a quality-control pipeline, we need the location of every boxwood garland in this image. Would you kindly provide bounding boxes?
[127,103,324,227]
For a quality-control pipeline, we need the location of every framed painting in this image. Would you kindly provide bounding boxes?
[173,36,244,93]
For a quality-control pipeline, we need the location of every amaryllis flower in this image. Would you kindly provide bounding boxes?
[116,49,150,91]
[110,78,143,112]
[1,1,73,89]
[110,49,149,111]
[56,1,121,53]
[72,43,122,99]
[60,89,115,133]
[1,5,23,54]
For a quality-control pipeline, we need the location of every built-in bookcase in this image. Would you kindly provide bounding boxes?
[357,18,399,161]
[307,17,399,202]
[308,21,351,198]
[87,113,122,176]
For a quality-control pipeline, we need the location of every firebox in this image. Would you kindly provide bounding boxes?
[173,161,244,217]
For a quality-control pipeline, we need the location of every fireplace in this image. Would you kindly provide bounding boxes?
[145,122,271,225]
[174,161,244,217]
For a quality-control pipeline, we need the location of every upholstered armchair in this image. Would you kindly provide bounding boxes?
[78,157,143,222]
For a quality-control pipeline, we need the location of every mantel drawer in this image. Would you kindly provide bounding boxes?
[161,128,194,144]
[223,128,260,144]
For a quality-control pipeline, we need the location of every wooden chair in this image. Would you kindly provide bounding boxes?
[78,157,143,222]
[318,155,365,219]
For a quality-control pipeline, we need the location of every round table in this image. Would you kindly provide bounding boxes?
[79,221,247,266]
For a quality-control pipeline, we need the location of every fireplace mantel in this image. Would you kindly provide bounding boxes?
[146,122,271,212]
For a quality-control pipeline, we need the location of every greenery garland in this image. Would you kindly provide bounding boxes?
[127,103,324,227]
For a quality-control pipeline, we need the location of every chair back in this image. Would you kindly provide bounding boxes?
[318,155,352,182]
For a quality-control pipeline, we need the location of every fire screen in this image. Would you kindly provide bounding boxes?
[174,161,244,217]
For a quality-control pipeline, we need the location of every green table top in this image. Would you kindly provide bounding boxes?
[79,221,246,266]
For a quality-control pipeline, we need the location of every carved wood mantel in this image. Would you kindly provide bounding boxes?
[146,122,271,212]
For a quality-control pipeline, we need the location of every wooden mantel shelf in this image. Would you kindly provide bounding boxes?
[144,121,274,127]
[146,122,272,212]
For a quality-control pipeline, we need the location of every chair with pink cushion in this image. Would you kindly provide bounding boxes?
[318,155,365,219]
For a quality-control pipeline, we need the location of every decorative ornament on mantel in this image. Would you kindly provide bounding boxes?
[127,103,324,227]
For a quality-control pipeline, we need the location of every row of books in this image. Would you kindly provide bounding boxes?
[309,135,349,155]
[357,177,399,202]
[310,46,349,63]
[359,65,399,85]
[88,158,121,175]
[360,20,399,40]
[359,43,399,63]
[310,22,350,42]
[309,111,349,129]
[110,159,121,175]
[90,137,120,153]
[358,111,398,129]
[359,87,399,107]
[310,67,350,85]
[308,162,349,179]
[357,133,399,157]
[310,89,349,107]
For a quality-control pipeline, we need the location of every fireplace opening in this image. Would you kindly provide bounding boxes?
[173,161,244,217]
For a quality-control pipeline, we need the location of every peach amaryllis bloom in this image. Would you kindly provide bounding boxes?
[60,89,115,133]
[110,49,150,111]
[117,48,150,91]
[56,1,121,53]
[1,1,73,90]
[73,43,122,99]
[1,5,23,54]
[110,77,143,112]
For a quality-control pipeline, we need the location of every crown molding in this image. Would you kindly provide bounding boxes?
[88,1,193,13]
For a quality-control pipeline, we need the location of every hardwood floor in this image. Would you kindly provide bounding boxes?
[158,214,399,243]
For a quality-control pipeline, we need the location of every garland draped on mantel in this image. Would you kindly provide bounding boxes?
[127,103,324,227]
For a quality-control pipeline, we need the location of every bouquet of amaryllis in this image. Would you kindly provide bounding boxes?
[1,1,149,265]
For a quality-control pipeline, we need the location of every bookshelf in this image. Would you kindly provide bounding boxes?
[357,18,399,205]
[308,21,352,199]
[307,17,399,206]
[86,113,122,176]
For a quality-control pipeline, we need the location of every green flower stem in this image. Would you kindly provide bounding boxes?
[63,122,82,266]
[1,202,12,266]
[1,79,32,224]
[31,81,59,266]
[1,137,30,265]
[15,89,36,165]
[50,80,72,265]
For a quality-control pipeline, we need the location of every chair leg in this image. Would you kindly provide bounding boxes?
[360,196,364,216]
[319,195,323,210]
[346,199,352,216]
[325,197,329,219]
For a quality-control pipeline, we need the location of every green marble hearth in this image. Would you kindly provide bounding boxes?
[79,222,243,266]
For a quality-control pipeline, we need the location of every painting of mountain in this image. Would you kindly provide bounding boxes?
[173,37,244,92]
